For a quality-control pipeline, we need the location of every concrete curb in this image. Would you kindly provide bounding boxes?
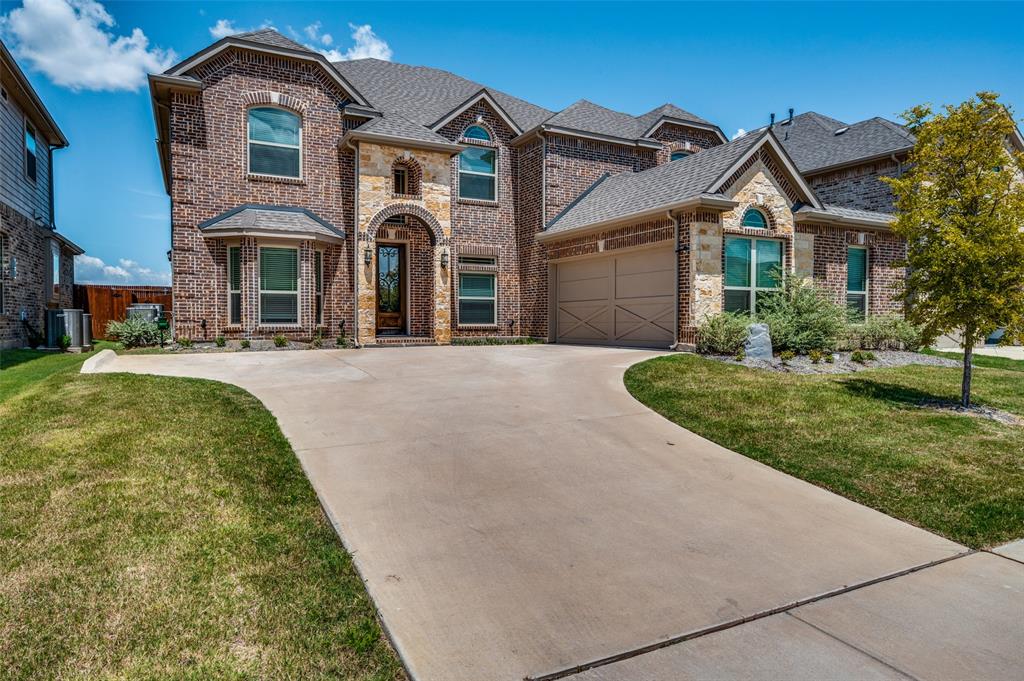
[80,348,116,374]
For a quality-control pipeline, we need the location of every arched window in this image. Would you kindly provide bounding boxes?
[248,107,301,178]
[463,125,491,141]
[459,147,496,201]
[740,207,769,229]
[670,151,691,161]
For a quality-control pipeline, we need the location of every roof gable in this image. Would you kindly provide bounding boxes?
[429,89,523,135]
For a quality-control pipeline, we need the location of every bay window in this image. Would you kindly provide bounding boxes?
[315,250,324,325]
[724,236,782,314]
[228,246,241,324]
[259,247,299,324]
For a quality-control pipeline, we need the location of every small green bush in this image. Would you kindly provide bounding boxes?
[779,349,796,363]
[809,349,824,364]
[215,336,226,348]
[696,312,749,355]
[311,336,323,349]
[240,339,251,349]
[106,317,161,349]
[734,347,745,362]
[59,334,72,351]
[825,351,835,364]
[844,315,923,351]
[273,335,288,348]
[177,337,192,348]
[755,272,847,353]
[851,349,876,364]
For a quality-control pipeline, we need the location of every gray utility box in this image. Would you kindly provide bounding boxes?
[82,313,93,347]
[44,309,90,348]
[62,309,84,347]
[127,303,164,323]
[45,309,65,347]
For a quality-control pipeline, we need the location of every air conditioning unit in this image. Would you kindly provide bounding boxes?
[45,309,65,347]
[62,309,84,347]
[127,303,164,323]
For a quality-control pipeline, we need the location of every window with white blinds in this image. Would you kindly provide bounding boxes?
[259,247,299,324]
[248,107,301,178]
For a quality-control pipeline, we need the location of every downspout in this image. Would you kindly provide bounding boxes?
[47,145,56,229]
[668,210,681,350]
[347,138,361,347]
[890,153,902,175]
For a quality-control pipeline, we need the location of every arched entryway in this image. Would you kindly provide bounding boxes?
[358,204,451,345]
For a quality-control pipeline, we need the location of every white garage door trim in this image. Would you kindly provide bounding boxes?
[552,245,677,348]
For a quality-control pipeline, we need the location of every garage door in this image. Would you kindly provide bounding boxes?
[554,247,675,348]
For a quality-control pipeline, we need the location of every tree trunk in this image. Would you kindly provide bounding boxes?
[961,340,974,409]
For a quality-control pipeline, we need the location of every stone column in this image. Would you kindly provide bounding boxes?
[794,231,815,282]
[356,233,376,346]
[433,243,451,344]
[690,220,723,326]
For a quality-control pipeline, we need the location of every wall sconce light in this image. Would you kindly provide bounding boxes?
[440,250,449,269]
[363,246,373,266]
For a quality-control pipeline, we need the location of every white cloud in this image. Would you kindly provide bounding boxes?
[0,0,175,92]
[310,23,391,62]
[209,17,275,40]
[75,254,171,286]
[732,128,747,140]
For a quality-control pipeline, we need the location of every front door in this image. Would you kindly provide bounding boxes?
[376,243,405,334]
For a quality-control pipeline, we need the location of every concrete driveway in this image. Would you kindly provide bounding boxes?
[86,345,1023,680]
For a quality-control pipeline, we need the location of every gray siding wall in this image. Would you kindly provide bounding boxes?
[0,86,51,224]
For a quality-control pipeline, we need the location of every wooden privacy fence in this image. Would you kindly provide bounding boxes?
[74,285,172,339]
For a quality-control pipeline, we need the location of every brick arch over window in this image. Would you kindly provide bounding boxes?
[242,91,309,114]
[365,203,448,245]
[390,155,423,197]
[461,120,497,142]
[740,203,778,230]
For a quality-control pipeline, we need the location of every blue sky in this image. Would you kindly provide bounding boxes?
[3,1,1023,284]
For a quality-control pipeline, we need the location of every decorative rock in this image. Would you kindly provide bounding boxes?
[745,323,773,360]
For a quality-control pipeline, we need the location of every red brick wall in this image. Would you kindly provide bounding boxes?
[796,223,906,315]
[0,201,75,347]
[516,138,547,338]
[439,104,520,336]
[169,47,357,341]
[375,220,434,337]
[650,123,722,165]
[806,159,904,213]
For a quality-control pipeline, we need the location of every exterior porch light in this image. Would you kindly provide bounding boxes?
[363,245,373,266]
[440,249,449,269]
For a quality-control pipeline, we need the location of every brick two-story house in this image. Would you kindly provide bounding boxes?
[0,40,82,349]
[150,29,954,349]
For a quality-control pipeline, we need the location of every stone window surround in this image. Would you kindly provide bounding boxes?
[390,154,423,199]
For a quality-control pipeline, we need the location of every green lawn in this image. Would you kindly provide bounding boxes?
[0,347,404,680]
[625,354,1024,549]
[923,347,1024,373]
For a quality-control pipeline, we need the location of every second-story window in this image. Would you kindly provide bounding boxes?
[670,151,691,161]
[459,147,496,201]
[25,122,37,182]
[248,107,301,178]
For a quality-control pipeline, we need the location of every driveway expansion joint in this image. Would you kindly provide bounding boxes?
[525,549,976,681]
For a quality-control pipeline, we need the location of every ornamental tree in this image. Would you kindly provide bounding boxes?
[884,91,1024,408]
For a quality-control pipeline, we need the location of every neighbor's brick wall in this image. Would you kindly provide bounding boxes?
[439,104,520,336]
[796,223,906,315]
[806,158,904,213]
[0,201,74,348]
[169,47,357,341]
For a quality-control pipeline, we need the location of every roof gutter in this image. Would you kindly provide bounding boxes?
[793,210,894,229]
[536,195,737,243]
[198,228,345,244]
[340,129,466,155]
[510,123,663,149]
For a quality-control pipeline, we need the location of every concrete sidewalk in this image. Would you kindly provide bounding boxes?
[86,346,1024,680]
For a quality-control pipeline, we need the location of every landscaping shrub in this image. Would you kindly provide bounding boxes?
[696,312,749,355]
[844,315,924,351]
[240,339,251,349]
[177,337,192,348]
[59,334,71,351]
[106,317,161,349]
[755,273,846,353]
[273,335,288,348]
[779,349,796,364]
[851,349,876,364]
[215,336,226,348]
[809,349,824,364]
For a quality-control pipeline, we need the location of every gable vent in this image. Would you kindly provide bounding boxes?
[834,127,849,135]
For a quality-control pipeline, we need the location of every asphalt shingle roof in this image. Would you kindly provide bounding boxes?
[799,204,894,223]
[332,59,553,132]
[544,100,654,140]
[233,28,314,53]
[546,131,765,234]
[353,113,455,146]
[770,112,915,174]
[635,103,714,134]
[199,205,344,239]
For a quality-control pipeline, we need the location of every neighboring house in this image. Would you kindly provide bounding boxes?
[149,29,955,348]
[0,40,82,349]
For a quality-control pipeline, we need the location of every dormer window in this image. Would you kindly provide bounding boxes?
[741,208,769,229]
[463,125,491,141]
[670,151,691,161]
[248,107,301,178]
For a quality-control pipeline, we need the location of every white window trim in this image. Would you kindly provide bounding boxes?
[847,245,869,318]
[314,249,324,326]
[724,236,782,315]
[227,245,241,325]
[457,260,498,327]
[247,106,303,180]
[50,239,60,297]
[740,207,769,230]
[257,245,301,326]
[458,144,498,202]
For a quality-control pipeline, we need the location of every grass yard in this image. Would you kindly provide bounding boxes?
[923,347,1024,373]
[625,354,1024,549]
[0,347,404,680]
